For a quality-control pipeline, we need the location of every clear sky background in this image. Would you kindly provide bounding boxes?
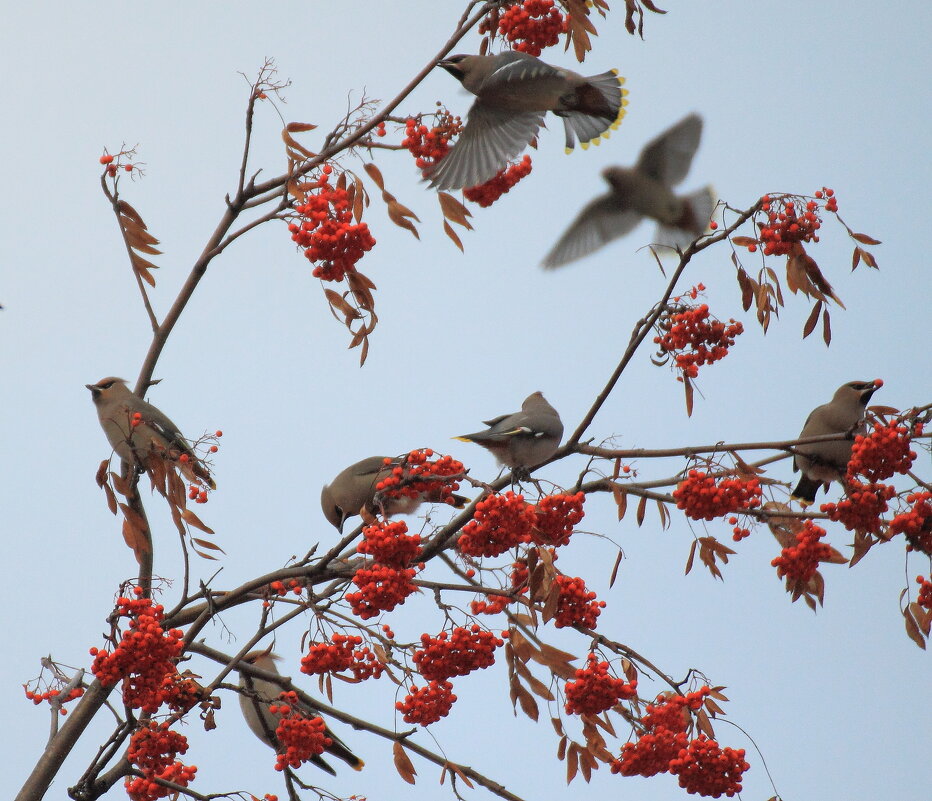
[2,2,930,800]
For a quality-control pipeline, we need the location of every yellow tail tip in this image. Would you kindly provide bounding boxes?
[564,146,573,154]
[353,760,365,771]
[452,435,473,443]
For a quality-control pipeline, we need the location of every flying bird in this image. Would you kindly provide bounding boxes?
[238,650,363,775]
[454,392,563,471]
[86,376,214,488]
[791,379,882,505]
[321,455,469,533]
[542,113,716,268]
[427,51,628,191]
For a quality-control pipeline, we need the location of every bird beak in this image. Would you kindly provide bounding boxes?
[86,384,99,395]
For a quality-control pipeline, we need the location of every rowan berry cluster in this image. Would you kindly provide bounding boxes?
[402,112,463,172]
[564,654,638,716]
[357,520,422,568]
[99,151,135,178]
[346,564,419,620]
[890,492,932,555]
[669,735,749,798]
[375,449,464,508]
[916,575,932,611]
[470,560,529,615]
[458,491,536,557]
[268,579,306,598]
[673,471,762,521]
[23,684,84,713]
[269,692,332,771]
[413,625,504,681]
[611,688,711,778]
[463,156,533,207]
[396,679,457,725]
[552,574,605,629]
[532,491,585,547]
[654,305,744,379]
[301,633,384,681]
[160,671,205,714]
[821,481,894,534]
[495,0,567,56]
[771,521,834,583]
[727,516,752,542]
[289,165,375,282]
[847,422,917,481]
[89,588,184,714]
[125,723,195,801]
[187,483,209,504]
[743,189,837,256]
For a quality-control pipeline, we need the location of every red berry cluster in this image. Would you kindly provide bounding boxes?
[159,672,204,714]
[458,491,536,557]
[531,491,585,547]
[564,654,637,716]
[611,688,710,778]
[771,520,834,583]
[396,680,457,725]
[99,151,135,178]
[847,422,917,482]
[470,560,529,615]
[89,588,184,714]
[268,579,306,598]
[744,189,837,256]
[916,575,932,611]
[412,625,504,681]
[673,471,762,521]
[654,305,744,379]
[125,723,195,801]
[552,574,605,629]
[24,685,84,714]
[375,449,465,508]
[289,165,375,282]
[890,492,932,555]
[346,564,418,620]
[269,691,332,771]
[669,734,750,798]
[357,520,422,568]
[300,633,383,681]
[402,112,463,173]
[496,0,567,56]
[463,156,533,207]
[821,481,895,534]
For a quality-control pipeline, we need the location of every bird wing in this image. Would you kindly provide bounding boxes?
[541,194,642,269]
[426,103,545,191]
[637,113,702,186]
[477,51,563,91]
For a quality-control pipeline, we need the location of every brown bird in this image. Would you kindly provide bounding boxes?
[238,650,363,775]
[321,455,469,533]
[86,376,214,488]
[427,51,628,191]
[454,392,563,471]
[791,380,882,505]
[542,113,716,268]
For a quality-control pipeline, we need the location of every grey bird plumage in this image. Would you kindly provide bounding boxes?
[791,380,881,505]
[238,650,363,775]
[427,52,628,191]
[321,455,469,533]
[542,113,716,268]
[454,392,563,471]
[86,376,214,488]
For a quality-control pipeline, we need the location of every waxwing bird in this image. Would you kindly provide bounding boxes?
[238,651,363,775]
[791,380,882,505]
[542,113,716,268]
[427,51,628,191]
[86,377,214,488]
[321,455,470,533]
[455,392,563,471]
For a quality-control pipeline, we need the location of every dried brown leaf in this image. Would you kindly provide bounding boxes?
[731,236,758,247]
[387,200,420,239]
[684,374,694,417]
[286,122,318,133]
[636,495,647,526]
[904,606,927,650]
[802,300,822,339]
[437,192,473,229]
[181,508,215,535]
[448,763,474,789]
[822,307,832,346]
[566,742,579,784]
[685,538,698,575]
[392,742,417,784]
[851,232,881,245]
[608,549,623,588]
[516,683,539,721]
[611,483,627,521]
[363,162,385,190]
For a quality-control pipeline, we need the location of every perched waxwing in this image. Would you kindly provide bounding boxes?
[542,113,716,268]
[238,651,363,775]
[86,377,214,488]
[791,380,882,505]
[427,51,628,191]
[321,456,470,533]
[455,392,563,471]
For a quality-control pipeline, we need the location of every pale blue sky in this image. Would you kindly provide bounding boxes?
[3,3,930,800]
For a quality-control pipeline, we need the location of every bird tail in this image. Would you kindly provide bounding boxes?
[561,70,629,152]
[654,186,717,252]
[790,475,822,506]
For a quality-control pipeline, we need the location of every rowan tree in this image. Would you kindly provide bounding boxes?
[7,4,929,801]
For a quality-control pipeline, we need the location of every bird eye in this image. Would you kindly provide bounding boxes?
[101,381,114,389]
